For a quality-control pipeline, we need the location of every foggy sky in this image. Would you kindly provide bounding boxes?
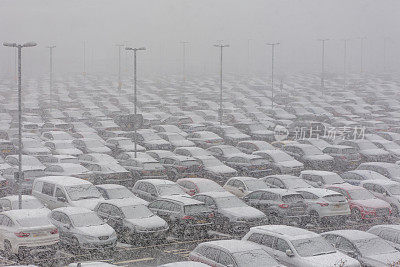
[0,0,399,79]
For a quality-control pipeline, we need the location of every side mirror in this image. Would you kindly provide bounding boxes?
[347,251,358,258]
[3,207,10,211]
[189,189,196,195]
[286,249,294,257]
[209,205,217,210]
[383,192,388,196]
[238,187,245,193]
[64,224,71,230]
[317,181,323,187]
[57,196,67,203]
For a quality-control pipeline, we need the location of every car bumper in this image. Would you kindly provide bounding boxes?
[79,237,117,249]
[15,239,59,255]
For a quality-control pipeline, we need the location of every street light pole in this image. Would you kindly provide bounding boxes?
[318,39,329,96]
[83,41,86,79]
[383,37,389,73]
[125,47,146,158]
[267,42,280,109]
[47,45,56,112]
[214,43,229,125]
[342,39,350,89]
[3,42,37,209]
[358,37,366,74]
[116,44,124,91]
[181,41,189,83]
[247,39,252,76]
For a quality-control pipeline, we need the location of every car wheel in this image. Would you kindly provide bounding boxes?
[309,211,321,226]
[351,208,362,222]
[391,204,399,217]
[268,213,281,225]
[70,237,81,254]
[4,240,12,259]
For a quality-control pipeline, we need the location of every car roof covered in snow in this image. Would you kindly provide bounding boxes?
[198,239,266,253]
[322,229,378,241]
[249,225,320,240]
[35,176,92,186]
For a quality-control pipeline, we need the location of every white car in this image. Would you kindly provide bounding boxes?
[296,188,350,225]
[0,209,59,259]
[243,225,361,267]
[0,195,50,213]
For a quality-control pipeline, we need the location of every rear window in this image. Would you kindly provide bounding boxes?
[181,160,200,167]
[342,147,357,154]
[282,194,303,203]
[323,194,346,202]
[184,204,210,214]
[251,159,269,165]
[17,216,51,227]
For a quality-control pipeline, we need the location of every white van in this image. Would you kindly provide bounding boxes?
[32,176,104,210]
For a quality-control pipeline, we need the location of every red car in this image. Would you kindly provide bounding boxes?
[326,184,391,221]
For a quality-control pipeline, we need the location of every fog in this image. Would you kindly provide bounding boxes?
[0,0,399,78]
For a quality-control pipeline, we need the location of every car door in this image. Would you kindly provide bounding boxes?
[55,187,68,208]
[107,205,124,231]
[0,215,7,248]
[258,192,275,214]
[57,212,75,244]
[41,182,57,209]
[243,191,263,209]
[335,236,360,260]
[273,237,295,266]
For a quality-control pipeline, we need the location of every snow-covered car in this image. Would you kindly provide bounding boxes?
[0,209,59,259]
[243,225,361,267]
[189,239,282,267]
[322,230,400,267]
[49,207,117,250]
[95,199,168,244]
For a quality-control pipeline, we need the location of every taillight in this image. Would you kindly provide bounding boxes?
[15,232,30,237]
[340,156,346,160]
[205,140,211,143]
[208,213,214,218]
[24,179,31,182]
[279,204,289,209]
[177,166,187,171]
[182,215,194,220]
[50,228,58,234]
[317,202,329,207]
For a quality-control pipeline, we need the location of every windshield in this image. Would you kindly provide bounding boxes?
[85,140,103,147]
[249,124,268,132]
[201,158,223,167]
[324,174,345,184]
[387,184,400,195]
[118,139,133,146]
[121,205,154,219]
[71,212,104,227]
[303,146,323,155]
[196,181,225,192]
[233,249,278,267]
[358,142,378,150]
[291,237,336,257]
[355,237,397,255]
[385,166,400,178]
[66,184,102,201]
[55,142,74,149]
[12,198,45,209]
[348,189,375,200]
[284,179,311,189]
[106,187,135,199]
[215,196,247,208]
[17,216,51,227]
[157,184,185,196]
[224,127,240,134]
[271,152,293,162]
[251,158,269,165]
[184,204,210,214]
[244,179,269,191]
[324,194,347,202]
[282,194,304,203]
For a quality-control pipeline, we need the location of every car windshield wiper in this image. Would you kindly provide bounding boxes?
[78,196,98,200]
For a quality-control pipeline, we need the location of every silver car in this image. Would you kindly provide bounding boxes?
[49,207,117,251]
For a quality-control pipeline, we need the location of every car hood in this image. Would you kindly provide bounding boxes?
[71,198,102,210]
[55,148,83,155]
[88,147,111,153]
[277,161,303,168]
[221,206,266,220]
[352,198,390,209]
[146,140,170,145]
[125,215,167,229]
[305,154,333,161]
[302,251,360,267]
[77,223,115,238]
[364,252,400,266]
[361,149,389,156]
[225,133,250,139]
[206,165,237,174]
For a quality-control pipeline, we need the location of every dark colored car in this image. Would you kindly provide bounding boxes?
[283,143,335,171]
[243,188,309,226]
[148,195,213,238]
[159,155,203,180]
[224,155,272,177]
[322,145,362,171]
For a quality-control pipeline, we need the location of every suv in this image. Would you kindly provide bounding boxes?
[148,195,213,238]
[243,189,309,226]
[243,225,360,267]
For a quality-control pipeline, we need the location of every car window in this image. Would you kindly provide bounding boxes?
[275,238,291,252]
[218,251,234,266]
[203,247,220,263]
[247,233,264,244]
[298,191,318,199]
[109,206,123,217]
[42,182,55,196]
[248,191,263,200]
[336,237,356,252]
[261,234,275,248]
[98,203,112,214]
[55,188,66,199]
[273,179,285,189]
[374,185,386,194]
[58,212,71,225]
[0,215,6,226]
[261,192,277,200]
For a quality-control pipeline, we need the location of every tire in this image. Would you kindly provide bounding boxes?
[4,240,12,259]
[70,237,81,254]
[391,204,399,217]
[309,211,321,226]
[351,208,362,222]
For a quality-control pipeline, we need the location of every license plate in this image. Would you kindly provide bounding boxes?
[197,220,206,224]
[33,233,45,237]
[187,174,197,178]
[2,150,10,153]
[334,204,342,209]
